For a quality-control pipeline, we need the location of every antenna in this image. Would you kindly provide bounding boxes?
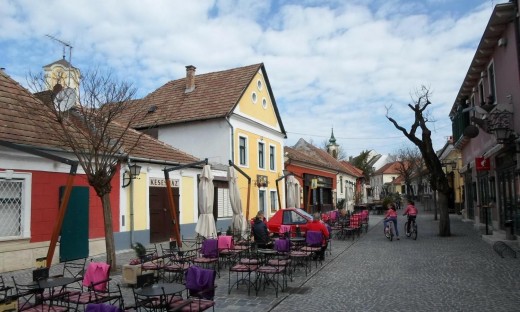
[46,34,73,86]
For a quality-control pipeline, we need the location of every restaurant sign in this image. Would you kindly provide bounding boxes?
[150,177,179,187]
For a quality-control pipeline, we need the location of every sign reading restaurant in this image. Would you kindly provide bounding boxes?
[150,177,179,187]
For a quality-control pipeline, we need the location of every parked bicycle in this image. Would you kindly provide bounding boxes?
[404,218,417,240]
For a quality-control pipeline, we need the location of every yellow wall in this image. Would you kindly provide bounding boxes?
[234,129,282,219]
[127,172,148,230]
[181,176,195,223]
[238,71,278,126]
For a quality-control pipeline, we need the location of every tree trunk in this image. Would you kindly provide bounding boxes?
[437,191,451,236]
[101,192,117,270]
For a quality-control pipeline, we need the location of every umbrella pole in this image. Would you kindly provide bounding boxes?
[165,178,182,247]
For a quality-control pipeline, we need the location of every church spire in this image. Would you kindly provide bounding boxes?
[327,127,339,158]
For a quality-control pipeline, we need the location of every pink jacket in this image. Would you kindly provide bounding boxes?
[385,209,397,219]
[403,205,418,216]
[83,262,110,291]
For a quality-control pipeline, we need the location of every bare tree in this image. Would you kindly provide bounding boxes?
[386,86,451,236]
[393,146,422,198]
[27,69,146,268]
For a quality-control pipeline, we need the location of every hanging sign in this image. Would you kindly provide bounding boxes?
[475,157,490,171]
[311,178,318,189]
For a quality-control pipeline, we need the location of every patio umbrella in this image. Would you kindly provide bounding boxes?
[195,165,217,238]
[286,175,301,208]
[228,166,247,237]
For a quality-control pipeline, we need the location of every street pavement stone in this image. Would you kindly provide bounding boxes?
[4,204,520,311]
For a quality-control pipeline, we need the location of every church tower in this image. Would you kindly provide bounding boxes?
[326,128,339,159]
[43,57,80,91]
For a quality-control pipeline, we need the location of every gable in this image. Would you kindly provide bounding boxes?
[234,69,280,131]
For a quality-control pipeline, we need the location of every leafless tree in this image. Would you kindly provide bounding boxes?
[320,139,347,160]
[386,86,451,236]
[27,69,146,268]
[393,146,422,198]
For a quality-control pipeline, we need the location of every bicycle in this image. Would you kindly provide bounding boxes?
[384,219,395,241]
[404,218,417,240]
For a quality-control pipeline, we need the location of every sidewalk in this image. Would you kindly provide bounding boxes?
[4,209,520,311]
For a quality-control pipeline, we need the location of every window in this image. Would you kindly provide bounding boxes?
[487,62,496,104]
[478,81,484,105]
[262,98,267,109]
[252,92,257,103]
[269,145,275,171]
[217,187,233,218]
[239,136,247,166]
[270,190,277,213]
[259,190,266,213]
[257,79,263,90]
[0,172,31,240]
[282,210,307,225]
[258,142,265,169]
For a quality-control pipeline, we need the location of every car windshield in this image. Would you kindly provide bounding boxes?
[295,208,312,220]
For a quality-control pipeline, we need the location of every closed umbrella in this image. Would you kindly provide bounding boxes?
[228,166,246,237]
[195,165,217,238]
[287,175,301,208]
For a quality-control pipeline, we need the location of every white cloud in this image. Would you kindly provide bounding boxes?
[0,0,507,157]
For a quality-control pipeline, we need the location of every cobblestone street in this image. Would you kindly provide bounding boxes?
[5,207,520,312]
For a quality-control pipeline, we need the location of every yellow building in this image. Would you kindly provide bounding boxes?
[119,64,287,234]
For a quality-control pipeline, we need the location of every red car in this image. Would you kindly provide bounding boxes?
[267,208,314,236]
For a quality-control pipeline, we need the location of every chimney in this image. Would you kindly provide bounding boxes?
[185,65,196,93]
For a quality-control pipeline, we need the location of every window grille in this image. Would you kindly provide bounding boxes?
[0,179,23,238]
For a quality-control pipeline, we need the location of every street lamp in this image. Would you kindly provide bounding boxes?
[122,163,142,188]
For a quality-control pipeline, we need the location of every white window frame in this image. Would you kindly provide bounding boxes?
[258,141,265,170]
[0,171,31,241]
[238,135,248,167]
[269,144,276,172]
[259,189,266,214]
[270,190,278,213]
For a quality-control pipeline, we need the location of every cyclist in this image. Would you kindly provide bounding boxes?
[403,199,418,235]
[384,202,399,240]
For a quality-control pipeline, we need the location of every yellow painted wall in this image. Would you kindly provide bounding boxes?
[238,71,278,127]
[181,176,195,223]
[127,172,148,230]
[234,129,283,219]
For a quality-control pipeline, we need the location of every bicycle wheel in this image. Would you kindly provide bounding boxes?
[404,222,411,237]
[384,224,390,239]
[412,222,417,240]
[389,222,394,241]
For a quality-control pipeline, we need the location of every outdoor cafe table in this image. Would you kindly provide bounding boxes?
[31,276,82,305]
[134,282,185,298]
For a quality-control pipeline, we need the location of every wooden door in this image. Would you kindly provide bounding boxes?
[149,187,178,243]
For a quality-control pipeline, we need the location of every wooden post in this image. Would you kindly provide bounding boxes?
[165,178,182,248]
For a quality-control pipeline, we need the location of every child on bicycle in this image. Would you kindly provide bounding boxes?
[403,199,418,235]
[384,202,399,240]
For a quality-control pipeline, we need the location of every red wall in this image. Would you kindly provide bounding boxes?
[25,168,120,243]
[285,164,337,207]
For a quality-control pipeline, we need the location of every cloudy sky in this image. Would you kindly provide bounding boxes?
[0,0,504,158]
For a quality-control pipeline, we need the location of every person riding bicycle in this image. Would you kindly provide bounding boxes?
[384,203,399,240]
[403,199,418,235]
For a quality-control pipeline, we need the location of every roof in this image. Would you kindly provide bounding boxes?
[0,70,200,165]
[118,63,286,136]
[340,160,364,178]
[374,161,402,175]
[42,58,78,70]
[285,138,354,174]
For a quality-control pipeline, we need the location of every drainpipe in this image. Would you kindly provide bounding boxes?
[226,117,234,163]
[129,171,135,248]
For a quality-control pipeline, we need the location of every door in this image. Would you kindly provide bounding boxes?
[149,187,178,243]
[59,186,89,262]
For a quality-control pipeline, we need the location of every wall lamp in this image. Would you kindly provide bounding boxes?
[122,163,142,188]
[487,106,517,144]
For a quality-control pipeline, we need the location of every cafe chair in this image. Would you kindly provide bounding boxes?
[279,225,291,238]
[168,266,216,312]
[0,276,13,302]
[51,257,88,291]
[11,276,69,312]
[228,248,259,295]
[60,261,113,311]
[217,235,241,268]
[162,253,192,283]
[301,231,324,267]
[192,239,219,276]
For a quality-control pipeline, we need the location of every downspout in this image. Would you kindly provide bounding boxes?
[129,167,135,247]
[226,117,234,163]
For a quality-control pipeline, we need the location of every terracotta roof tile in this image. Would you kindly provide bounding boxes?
[117,64,263,128]
[0,70,199,165]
